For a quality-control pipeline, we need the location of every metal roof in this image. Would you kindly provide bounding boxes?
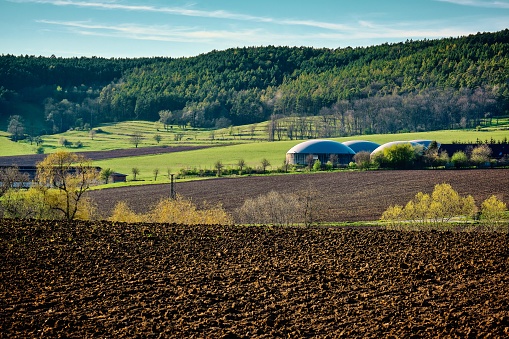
[342,140,381,153]
[287,139,355,155]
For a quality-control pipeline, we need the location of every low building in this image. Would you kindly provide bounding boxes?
[110,172,127,183]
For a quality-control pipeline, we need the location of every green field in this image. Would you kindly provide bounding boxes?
[91,127,509,182]
[2,119,509,183]
[0,132,37,155]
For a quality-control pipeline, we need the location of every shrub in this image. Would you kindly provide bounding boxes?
[470,144,492,167]
[381,183,477,229]
[236,191,303,226]
[312,159,321,171]
[1,188,52,219]
[109,201,143,223]
[353,151,371,169]
[375,143,416,169]
[380,205,405,229]
[423,142,448,168]
[451,151,469,168]
[481,195,507,227]
[1,187,96,220]
[109,196,233,225]
[149,197,232,225]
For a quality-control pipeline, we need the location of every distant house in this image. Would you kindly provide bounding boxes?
[110,172,127,183]
[0,166,37,188]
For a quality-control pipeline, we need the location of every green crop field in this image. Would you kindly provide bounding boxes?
[91,141,296,182]
[91,128,509,182]
[2,119,509,184]
[2,119,508,157]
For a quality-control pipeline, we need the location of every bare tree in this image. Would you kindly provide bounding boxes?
[353,151,371,169]
[214,160,224,177]
[329,154,339,168]
[305,154,315,170]
[250,124,257,139]
[261,158,271,173]
[237,159,246,175]
[129,133,144,148]
[267,114,277,141]
[0,166,30,196]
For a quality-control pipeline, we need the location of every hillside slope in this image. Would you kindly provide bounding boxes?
[1,30,508,135]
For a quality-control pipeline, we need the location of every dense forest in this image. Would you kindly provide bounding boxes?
[1,30,508,137]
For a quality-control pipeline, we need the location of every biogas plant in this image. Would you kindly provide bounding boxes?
[285,139,438,166]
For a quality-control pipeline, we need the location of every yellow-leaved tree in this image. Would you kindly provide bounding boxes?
[481,195,507,226]
[381,183,477,229]
[35,150,99,220]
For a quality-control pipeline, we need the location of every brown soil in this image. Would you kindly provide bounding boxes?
[1,219,508,338]
[89,169,509,222]
[0,145,213,166]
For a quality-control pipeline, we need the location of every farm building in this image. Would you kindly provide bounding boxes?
[110,172,128,183]
[286,139,355,166]
[342,140,380,153]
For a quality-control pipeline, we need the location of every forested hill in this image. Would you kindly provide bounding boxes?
[1,29,508,136]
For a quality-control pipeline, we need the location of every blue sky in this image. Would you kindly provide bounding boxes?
[1,0,509,58]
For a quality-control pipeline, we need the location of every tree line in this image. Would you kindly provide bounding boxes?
[1,30,509,137]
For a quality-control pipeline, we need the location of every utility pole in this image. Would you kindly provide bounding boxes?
[170,174,176,199]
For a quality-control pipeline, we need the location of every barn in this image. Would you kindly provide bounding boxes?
[342,140,381,154]
[286,139,355,166]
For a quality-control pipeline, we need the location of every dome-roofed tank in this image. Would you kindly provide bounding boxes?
[370,141,422,156]
[287,139,355,155]
[342,140,381,154]
[286,139,355,166]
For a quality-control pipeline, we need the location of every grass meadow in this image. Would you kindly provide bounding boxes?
[2,118,509,183]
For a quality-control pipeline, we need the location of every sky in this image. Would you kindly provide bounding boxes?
[1,0,509,58]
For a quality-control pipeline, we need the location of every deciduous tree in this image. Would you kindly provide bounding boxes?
[129,132,144,148]
[35,151,99,220]
[7,115,25,141]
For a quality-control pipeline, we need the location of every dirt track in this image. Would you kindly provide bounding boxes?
[89,169,509,222]
[1,219,508,338]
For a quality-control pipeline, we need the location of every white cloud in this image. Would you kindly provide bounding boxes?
[435,0,509,9]
[36,20,268,43]
[13,0,357,31]
[36,18,477,47]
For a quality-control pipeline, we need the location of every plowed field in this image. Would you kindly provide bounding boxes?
[89,169,509,222]
[1,220,508,338]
